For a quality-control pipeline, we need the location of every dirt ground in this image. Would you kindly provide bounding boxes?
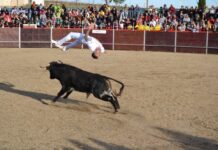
[0,48,217,150]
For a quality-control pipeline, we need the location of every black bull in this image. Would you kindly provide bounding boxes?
[44,61,124,112]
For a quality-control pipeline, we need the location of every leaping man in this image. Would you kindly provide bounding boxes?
[51,23,105,59]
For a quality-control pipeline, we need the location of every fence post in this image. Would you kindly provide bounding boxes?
[19,23,21,48]
[50,26,53,48]
[81,26,84,49]
[143,29,146,51]
[174,28,177,53]
[112,24,115,50]
[206,30,208,54]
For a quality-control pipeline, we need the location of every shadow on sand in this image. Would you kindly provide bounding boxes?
[0,82,112,113]
[63,138,132,150]
[150,127,218,150]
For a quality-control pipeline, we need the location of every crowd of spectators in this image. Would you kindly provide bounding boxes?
[0,1,218,32]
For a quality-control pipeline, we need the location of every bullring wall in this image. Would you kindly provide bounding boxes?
[0,28,217,54]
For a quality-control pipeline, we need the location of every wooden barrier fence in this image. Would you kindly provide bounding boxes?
[0,27,217,54]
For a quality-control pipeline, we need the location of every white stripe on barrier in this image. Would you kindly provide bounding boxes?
[0,41,18,43]
[176,45,207,48]
[21,41,51,43]
[1,40,215,50]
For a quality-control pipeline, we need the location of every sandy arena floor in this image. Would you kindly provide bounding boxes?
[0,48,217,150]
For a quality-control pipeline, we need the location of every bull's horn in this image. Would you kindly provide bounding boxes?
[40,65,49,70]
[40,66,46,69]
[57,60,63,64]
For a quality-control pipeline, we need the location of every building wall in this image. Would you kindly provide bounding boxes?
[0,0,44,7]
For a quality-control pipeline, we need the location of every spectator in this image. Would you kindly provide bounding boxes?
[209,5,216,18]
[0,2,217,32]
[39,9,47,27]
[178,22,186,31]
[187,20,198,32]
[119,5,128,28]
[183,14,191,26]
[169,4,176,15]
[207,16,215,30]
[149,18,156,27]
[199,19,207,31]
[214,18,218,32]
[4,12,12,27]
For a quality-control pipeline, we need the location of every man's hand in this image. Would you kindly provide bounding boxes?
[88,23,95,30]
[85,23,95,41]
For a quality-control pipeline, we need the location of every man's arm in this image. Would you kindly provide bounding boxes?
[84,23,94,41]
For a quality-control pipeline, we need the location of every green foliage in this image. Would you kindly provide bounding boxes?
[198,0,206,8]
[106,0,126,5]
[113,0,126,4]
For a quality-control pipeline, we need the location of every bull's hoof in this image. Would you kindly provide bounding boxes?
[52,99,57,103]
[114,110,118,113]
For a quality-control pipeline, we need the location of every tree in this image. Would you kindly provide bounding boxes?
[105,0,126,5]
[113,0,125,5]
[198,0,206,8]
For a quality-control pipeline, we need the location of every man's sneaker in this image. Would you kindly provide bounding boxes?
[55,44,64,50]
[62,46,67,52]
[51,40,57,45]
[51,40,63,49]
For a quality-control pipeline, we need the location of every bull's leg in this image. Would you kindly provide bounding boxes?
[100,94,119,112]
[91,80,120,112]
[108,98,118,113]
[53,87,67,102]
[63,88,74,99]
[112,95,120,109]
[63,91,73,99]
[86,93,91,99]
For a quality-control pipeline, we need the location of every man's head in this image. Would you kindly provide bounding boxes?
[91,47,101,59]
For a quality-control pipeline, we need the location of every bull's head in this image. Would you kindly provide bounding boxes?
[40,60,63,79]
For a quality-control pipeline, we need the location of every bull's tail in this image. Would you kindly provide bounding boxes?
[106,77,124,97]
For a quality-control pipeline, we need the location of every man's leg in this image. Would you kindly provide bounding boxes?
[63,39,82,51]
[56,32,82,46]
[51,32,82,50]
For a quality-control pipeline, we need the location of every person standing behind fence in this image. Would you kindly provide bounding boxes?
[51,23,105,59]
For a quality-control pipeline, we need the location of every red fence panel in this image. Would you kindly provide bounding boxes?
[0,28,218,55]
[21,28,50,48]
[0,28,19,48]
[145,31,174,52]
[89,29,113,50]
[114,30,144,51]
[177,32,206,53]
[208,32,218,54]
